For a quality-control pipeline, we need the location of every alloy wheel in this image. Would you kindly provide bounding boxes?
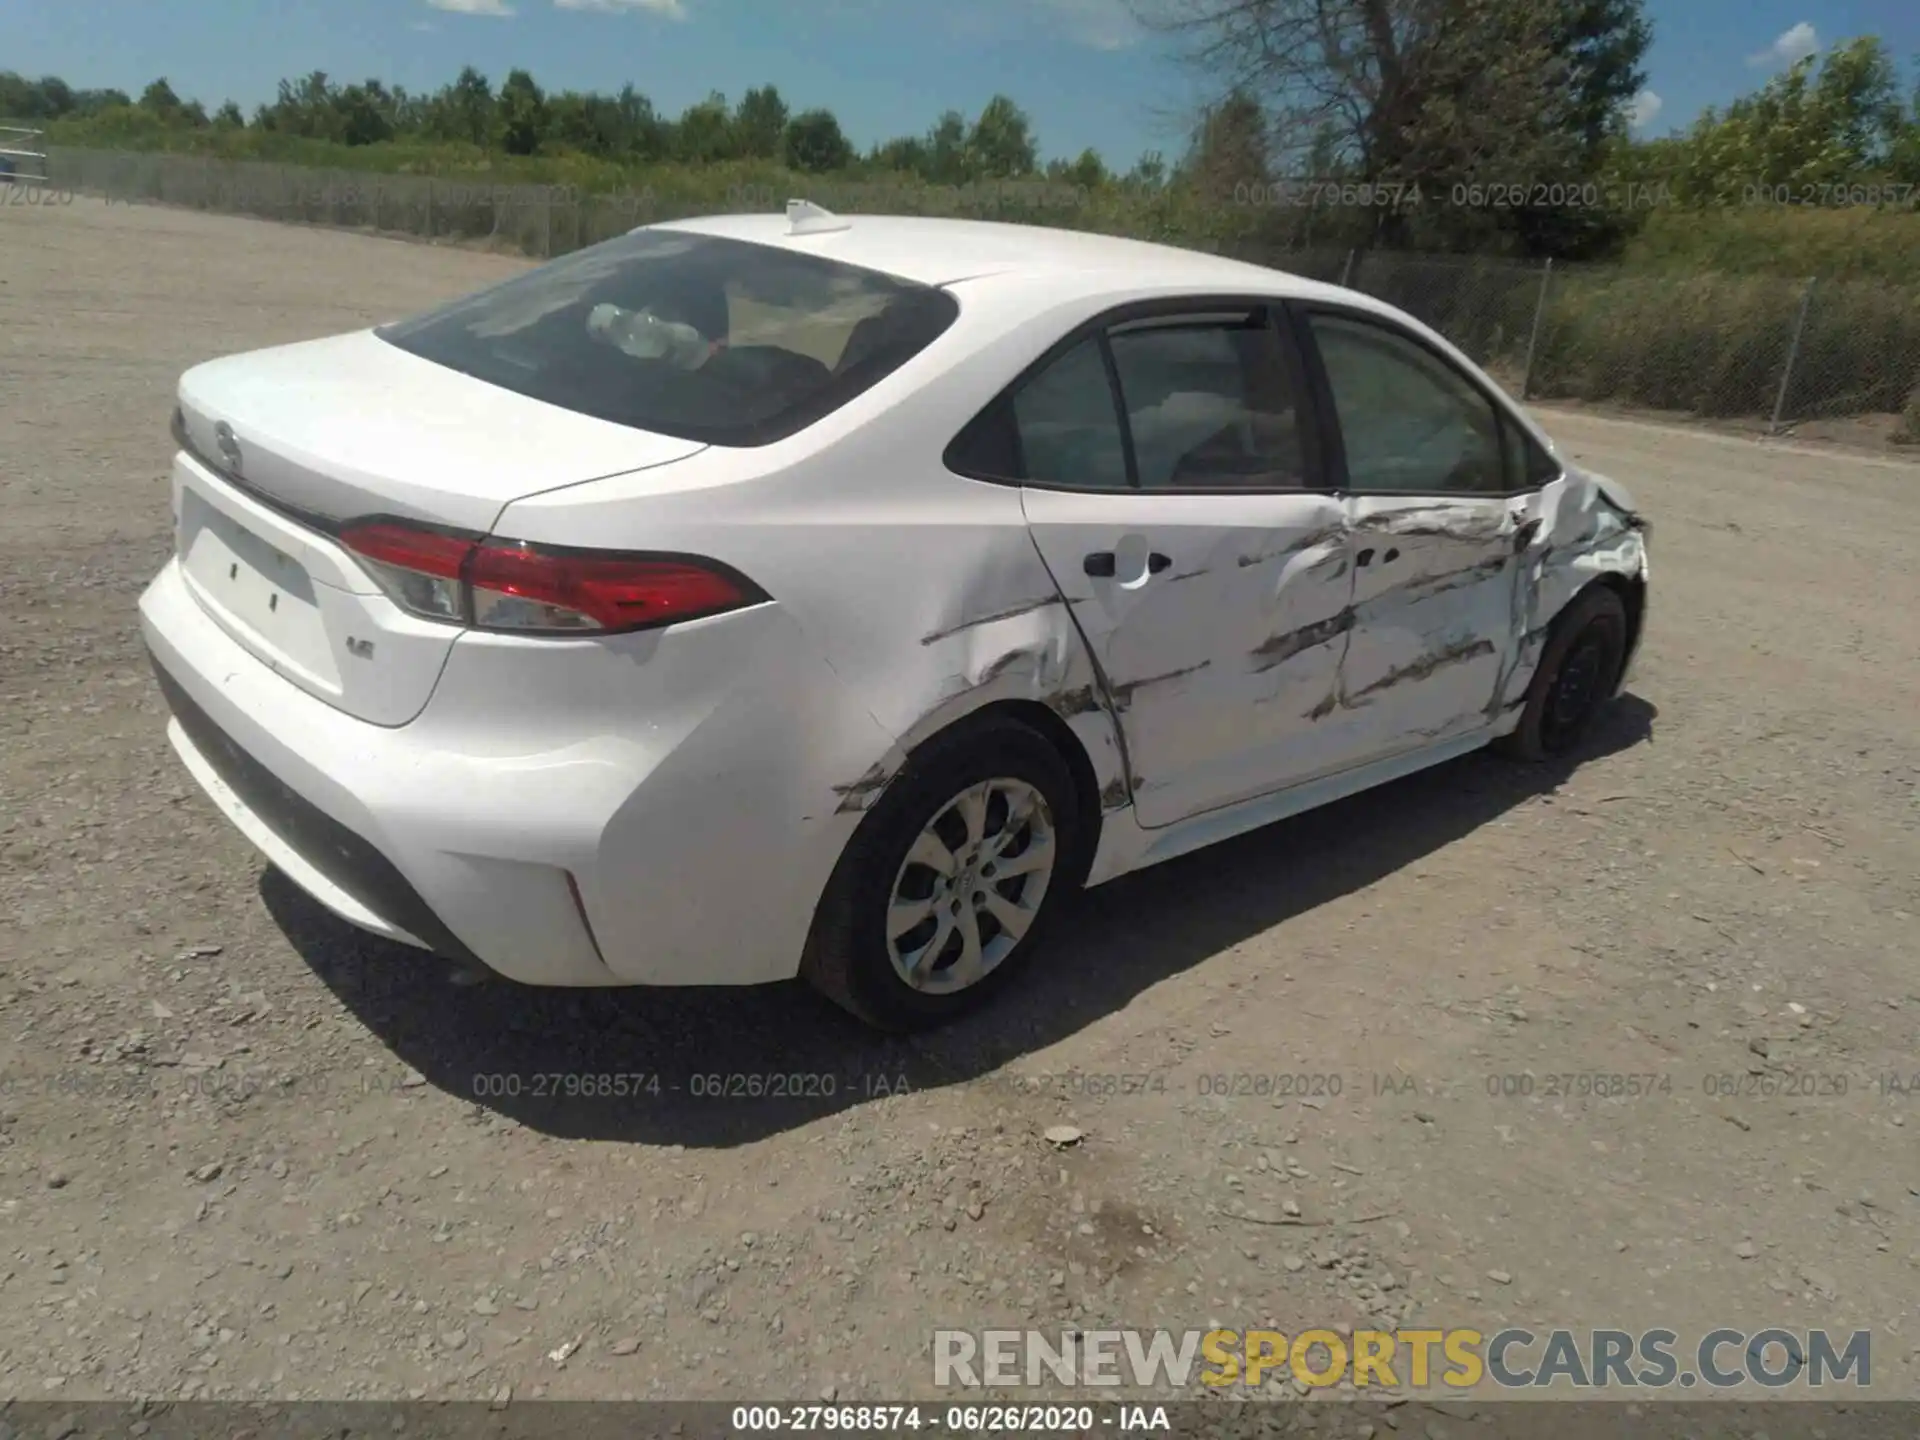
[885,778,1057,995]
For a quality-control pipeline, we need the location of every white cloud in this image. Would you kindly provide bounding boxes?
[1039,0,1140,50]
[553,0,688,16]
[1627,89,1663,131]
[1748,21,1817,67]
[427,0,515,14]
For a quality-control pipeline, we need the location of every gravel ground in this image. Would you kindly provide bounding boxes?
[2,196,1917,1408]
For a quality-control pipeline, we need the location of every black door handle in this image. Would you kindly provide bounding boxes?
[1381,547,1400,564]
[1147,552,1172,574]
[1513,517,1543,552]
[1083,551,1116,578]
[1355,547,1376,567]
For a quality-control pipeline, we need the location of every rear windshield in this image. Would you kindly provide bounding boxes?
[376,229,959,446]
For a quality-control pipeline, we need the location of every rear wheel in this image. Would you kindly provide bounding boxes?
[803,718,1085,1031]
[1497,585,1629,762]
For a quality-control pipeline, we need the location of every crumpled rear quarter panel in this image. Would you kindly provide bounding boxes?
[490,365,1127,983]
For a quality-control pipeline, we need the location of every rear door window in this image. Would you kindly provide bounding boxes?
[1107,312,1313,490]
[377,229,958,447]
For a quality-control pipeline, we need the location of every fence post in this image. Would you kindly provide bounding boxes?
[543,189,553,258]
[1339,248,1356,289]
[426,178,435,238]
[1770,276,1818,436]
[1521,257,1554,401]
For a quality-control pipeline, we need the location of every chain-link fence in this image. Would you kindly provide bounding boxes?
[47,148,1920,440]
[50,148,663,253]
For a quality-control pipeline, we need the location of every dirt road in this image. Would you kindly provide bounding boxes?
[2,197,1916,1406]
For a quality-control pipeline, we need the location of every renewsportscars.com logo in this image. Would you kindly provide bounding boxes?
[933,1328,1873,1391]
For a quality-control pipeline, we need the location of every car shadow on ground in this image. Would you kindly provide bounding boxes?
[262,695,1657,1147]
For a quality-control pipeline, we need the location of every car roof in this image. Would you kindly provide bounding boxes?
[653,211,1355,300]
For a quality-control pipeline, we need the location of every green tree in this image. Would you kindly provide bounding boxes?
[785,108,853,172]
[497,68,547,155]
[1556,0,1655,150]
[871,134,930,174]
[431,66,495,147]
[75,87,132,115]
[1061,147,1109,189]
[1126,150,1169,186]
[968,95,1037,177]
[615,84,667,159]
[1894,76,1920,184]
[214,101,246,129]
[337,81,397,146]
[257,71,335,137]
[925,110,970,182]
[0,72,33,119]
[676,90,735,162]
[1808,37,1907,172]
[36,75,75,117]
[1507,0,1654,256]
[733,85,789,159]
[1658,38,1914,202]
[549,91,608,152]
[1186,87,1268,198]
[389,85,426,137]
[139,77,183,116]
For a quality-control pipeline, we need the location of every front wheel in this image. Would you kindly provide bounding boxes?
[802,718,1085,1031]
[1496,585,1629,762]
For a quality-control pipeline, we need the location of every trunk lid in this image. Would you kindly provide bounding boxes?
[170,330,708,726]
[177,330,707,532]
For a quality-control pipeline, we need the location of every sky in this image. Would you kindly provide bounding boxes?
[9,0,1920,166]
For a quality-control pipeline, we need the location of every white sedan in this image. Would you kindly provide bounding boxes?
[140,203,1649,1030]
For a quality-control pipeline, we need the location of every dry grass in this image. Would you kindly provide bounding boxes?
[1530,271,1920,421]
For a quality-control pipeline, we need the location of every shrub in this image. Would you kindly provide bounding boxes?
[1526,270,1920,422]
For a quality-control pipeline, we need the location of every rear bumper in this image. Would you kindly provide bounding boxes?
[151,658,480,965]
[143,557,625,986]
[140,556,888,987]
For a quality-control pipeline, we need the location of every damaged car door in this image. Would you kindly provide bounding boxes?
[949,303,1354,828]
[1298,308,1528,754]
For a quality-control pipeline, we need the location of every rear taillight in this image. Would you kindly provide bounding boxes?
[339,521,472,623]
[340,520,765,635]
[465,542,754,633]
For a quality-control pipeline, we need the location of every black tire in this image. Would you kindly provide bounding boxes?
[802,716,1087,1032]
[1496,584,1629,762]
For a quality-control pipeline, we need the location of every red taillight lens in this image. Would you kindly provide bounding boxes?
[339,520,763,635]
[466,544,754,633]
[341,521,474,623]
[340,522,473,579]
